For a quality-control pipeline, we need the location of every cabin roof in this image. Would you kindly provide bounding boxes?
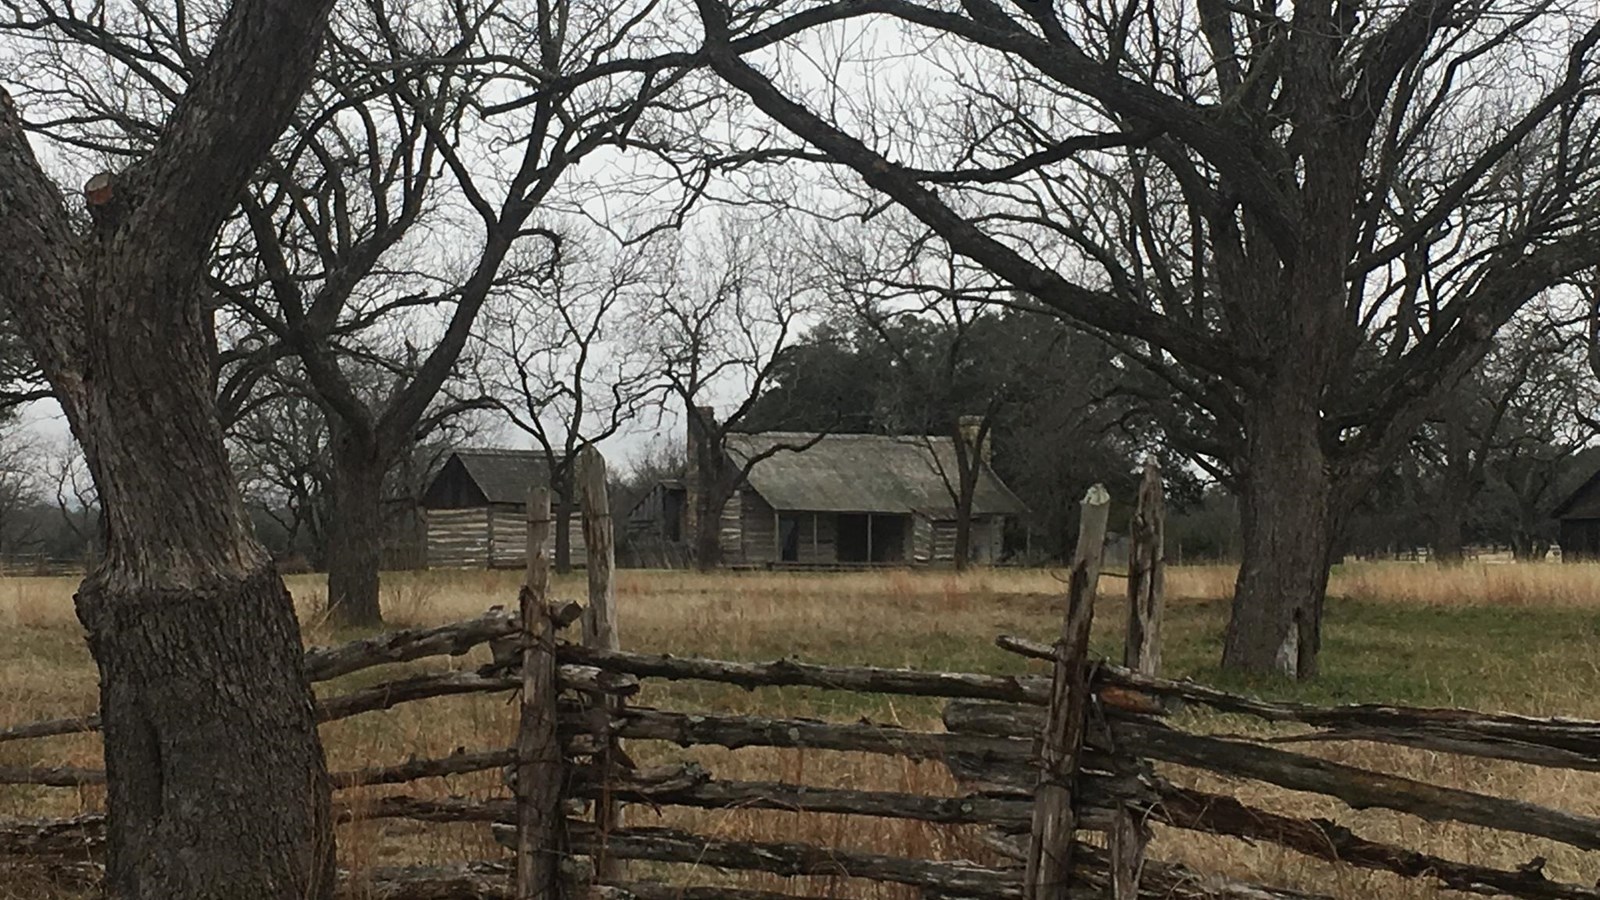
[725,432,1027,516]
[1554,468,1600,520]
[432,449,549,507]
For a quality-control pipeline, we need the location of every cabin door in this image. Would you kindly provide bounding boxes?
[778,514,802,562]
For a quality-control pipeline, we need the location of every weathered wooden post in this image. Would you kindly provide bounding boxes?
[1125,458,1165,676]
[1111,460,1165,898]
[1025,484,1111,900]
[579,446,618,652]
[516,486,559,900]
[577,445,623,880]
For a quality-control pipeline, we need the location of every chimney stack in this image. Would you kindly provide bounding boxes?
[957,415,991,466]
[683,405,716,543]
[686,405,717,472]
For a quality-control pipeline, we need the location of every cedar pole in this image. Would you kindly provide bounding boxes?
[516,486,558,900]
[1112,460,1165,898]
[578,446,624,879]
[1025,484,1110,900]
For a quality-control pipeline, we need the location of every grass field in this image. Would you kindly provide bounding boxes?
[5,562,1600,897]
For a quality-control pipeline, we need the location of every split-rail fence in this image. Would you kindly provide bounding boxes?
[5,461,1600,899]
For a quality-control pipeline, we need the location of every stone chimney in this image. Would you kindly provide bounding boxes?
[957,415,991,466]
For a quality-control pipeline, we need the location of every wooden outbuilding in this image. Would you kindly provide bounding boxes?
[627,430,1027,567]
[1554,469,1600,561]
[420,449,588,568]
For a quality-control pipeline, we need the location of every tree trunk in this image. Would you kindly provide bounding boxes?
[694,487,724,572]
[71,276,335,899]
[82,567,334,898]
[326,430,386,627]
[1433,414,1471,565]
[953,469,976,572]
[553,469,574,575]
[1222,389,1332,680]
[1433,507,1466,565]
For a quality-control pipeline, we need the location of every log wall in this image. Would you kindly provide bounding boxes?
[425,506,589,570]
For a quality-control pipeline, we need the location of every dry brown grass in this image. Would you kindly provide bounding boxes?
[7,562,1600,897]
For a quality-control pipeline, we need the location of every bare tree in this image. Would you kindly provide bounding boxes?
[1418,306,1594,562]
[472,226,658,573]
[42,437,99,564]
[9,0,719,625]
[0,0,339,895]
[644,216,828,569]
[0,422,45,563]
[691,1,1600,677]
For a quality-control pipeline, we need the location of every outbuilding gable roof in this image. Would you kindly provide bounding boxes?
[725,432,1027,516]
[427,449,549,507]
[1554,467,1600,520]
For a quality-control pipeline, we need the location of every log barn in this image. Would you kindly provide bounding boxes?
[628,429,1026,567]
[1554,469,1600,561]
[420,449,588,568]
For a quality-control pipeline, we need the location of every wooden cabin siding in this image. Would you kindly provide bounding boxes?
[485,504,588,569]
[912,515,934,564]
[929,517,1001,564]
[427,504,589,570]
[426,508,491,568]
[720,490,744,563]
[740,489,778,563]
[931,520,958,562]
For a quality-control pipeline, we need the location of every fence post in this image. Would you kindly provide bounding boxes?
[1025,484,1110,900]
[1125,458,1165,676]
[579,446,618,651]
[578,445,624,881]
[1112,460,1165,898]
[516,486,559,900]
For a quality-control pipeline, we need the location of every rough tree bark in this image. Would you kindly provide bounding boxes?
[0,0,339,895]
[327,426,387,626]
[1222,379,1334,679]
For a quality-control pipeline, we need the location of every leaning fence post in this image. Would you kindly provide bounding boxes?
[578,445,624,880]
[516,486,559,900]
[1111,461,1165,898]
[1025,484,1111,900]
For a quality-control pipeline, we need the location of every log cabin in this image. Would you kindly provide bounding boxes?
[628,421,1027,568]
[420,449,588,568]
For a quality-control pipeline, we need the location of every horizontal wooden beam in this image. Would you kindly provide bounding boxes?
[558,644,1051,704]
[1002,634,1600,771]
[304,608,518,682]
[945,699,1600,852]
[564,706,1036,765]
